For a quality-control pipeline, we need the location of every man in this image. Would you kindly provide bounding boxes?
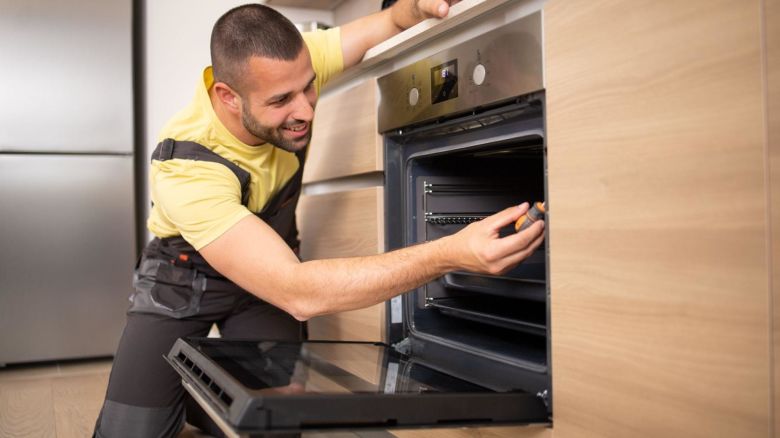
[94,1,546,436]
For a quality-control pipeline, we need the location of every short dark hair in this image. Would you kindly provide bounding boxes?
[210,4,304,92]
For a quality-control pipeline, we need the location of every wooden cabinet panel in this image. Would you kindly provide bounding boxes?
[306,303,385,343]
[305,78,383,183]
[304,342,384,387]
[298,187,384,259]
[545,1,770,437]
[768,0,780,434]
[298,187,385,342]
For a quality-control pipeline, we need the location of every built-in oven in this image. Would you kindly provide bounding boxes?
[381,5,549,416]
[166,10,548,437]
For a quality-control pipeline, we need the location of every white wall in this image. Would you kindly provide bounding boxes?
[333,0,382,26]
[141,1,334,238]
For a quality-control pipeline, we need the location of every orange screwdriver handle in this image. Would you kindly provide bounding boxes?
[515,201,546,232]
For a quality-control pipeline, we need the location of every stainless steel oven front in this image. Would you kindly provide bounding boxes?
[381,8,550,410]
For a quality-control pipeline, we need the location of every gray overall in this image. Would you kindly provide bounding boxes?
[94,138,306,438]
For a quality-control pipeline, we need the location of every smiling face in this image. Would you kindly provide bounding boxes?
[234,48,318,152]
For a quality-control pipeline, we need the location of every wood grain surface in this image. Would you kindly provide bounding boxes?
[298,187,385,259]
[0,360,110,438]
[305,78,384,183]
[392,425,551,438]
[768,0,780,435]
[545,0,770,437]
[304,342,384,387]
[298,187,386,342]
[51,373,109,437]
[0,379,56,437]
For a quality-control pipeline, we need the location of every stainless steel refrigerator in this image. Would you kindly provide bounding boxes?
[0,0,136,365]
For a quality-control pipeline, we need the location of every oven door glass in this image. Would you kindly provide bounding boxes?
[167,337,549,434]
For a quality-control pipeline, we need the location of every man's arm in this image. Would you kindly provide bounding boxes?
[339,0,459,69]
[199,203,545,321]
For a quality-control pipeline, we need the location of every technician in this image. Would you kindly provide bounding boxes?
[94,1,546,436]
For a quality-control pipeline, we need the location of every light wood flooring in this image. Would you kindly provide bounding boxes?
[0,358,111,437]
[0,358,214,438]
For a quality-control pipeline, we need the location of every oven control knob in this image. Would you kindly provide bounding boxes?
[472,63,486,86]
[408,87,420,106]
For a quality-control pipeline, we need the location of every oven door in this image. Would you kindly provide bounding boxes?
[166,337,549,435]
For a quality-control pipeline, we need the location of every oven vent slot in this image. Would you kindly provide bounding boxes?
[175,351,234,411]
[393,96,542,141]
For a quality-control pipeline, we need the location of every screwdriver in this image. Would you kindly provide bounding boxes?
[515,201,546,232]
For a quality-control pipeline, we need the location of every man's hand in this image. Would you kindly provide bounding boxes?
[391,0,460,31]
[443,203,546,276]
[340,0,460,68]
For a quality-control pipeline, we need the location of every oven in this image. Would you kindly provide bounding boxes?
[166,10,549,437]
[378,10,549,418]
[381,9,548,400]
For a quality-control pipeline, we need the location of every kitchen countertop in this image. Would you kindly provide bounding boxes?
[363,0,514,61]
[323,0,542,94]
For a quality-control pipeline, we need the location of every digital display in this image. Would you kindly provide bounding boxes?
[431,59,458,104]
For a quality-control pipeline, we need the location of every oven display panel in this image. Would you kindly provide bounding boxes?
[431,59,458,104]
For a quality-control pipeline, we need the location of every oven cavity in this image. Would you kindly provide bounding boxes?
[411,127,547,368]
[384,95,549,396]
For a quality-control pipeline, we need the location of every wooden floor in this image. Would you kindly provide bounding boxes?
[0,358,112,437]
[0,358,215,438]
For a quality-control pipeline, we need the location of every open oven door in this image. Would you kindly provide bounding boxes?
[166,338,549,436]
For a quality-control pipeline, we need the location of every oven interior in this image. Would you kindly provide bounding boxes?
[385,96,550,399]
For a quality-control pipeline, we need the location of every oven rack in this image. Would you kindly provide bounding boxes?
[424,213,490,225]
[441,272,547,302]
[424,182,519,196]
[426,297,546,337]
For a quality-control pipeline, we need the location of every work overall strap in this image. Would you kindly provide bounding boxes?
[256,146,307,253]
[145,138,307,280]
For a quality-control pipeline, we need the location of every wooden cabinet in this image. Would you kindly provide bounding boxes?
[300,77,386,343]
[545,0,772,436]
[304,78,383,184]
[768,0,780,434]
[298,187,385,342]
[298,187,384,260]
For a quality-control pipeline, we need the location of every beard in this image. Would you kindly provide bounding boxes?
[241,103,311,153]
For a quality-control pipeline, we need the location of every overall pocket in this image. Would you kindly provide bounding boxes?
[129,257,206,319]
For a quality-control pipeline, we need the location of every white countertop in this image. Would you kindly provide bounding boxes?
[323,0,543,94]
[363,0,514,61]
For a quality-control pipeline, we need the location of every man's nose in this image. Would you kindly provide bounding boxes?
[290,92,314,122]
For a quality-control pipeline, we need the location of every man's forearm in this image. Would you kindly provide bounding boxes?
[253,204,543,321]
[282,236,457,320]
[201,205,544,322]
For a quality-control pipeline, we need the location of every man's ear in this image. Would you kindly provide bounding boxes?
[213,82,242,115]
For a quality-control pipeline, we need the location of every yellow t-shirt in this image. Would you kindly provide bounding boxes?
[147,28,344,250]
